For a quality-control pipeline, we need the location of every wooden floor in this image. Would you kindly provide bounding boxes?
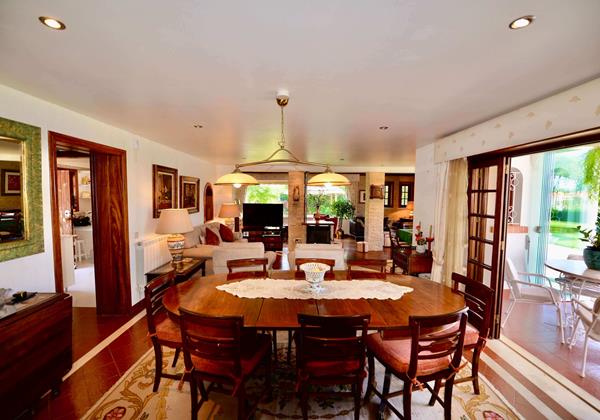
[29,239,599,419]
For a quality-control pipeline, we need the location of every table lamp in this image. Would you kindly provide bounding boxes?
[219,202,241,232]
[156,208,194,265]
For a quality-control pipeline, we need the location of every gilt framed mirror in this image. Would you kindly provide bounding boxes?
[0,117,43,262]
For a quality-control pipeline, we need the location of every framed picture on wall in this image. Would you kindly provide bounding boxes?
[152,164,178,218]
[370,184,385,199]
[1,169,21,196]
[359,190,366,204]
[180,176,200,213]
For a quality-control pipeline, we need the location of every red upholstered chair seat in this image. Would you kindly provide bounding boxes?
[464,324,480,347]
[190,333,271,379]
[303,359,363,378]
[154,313,182,344]
[366,333,451,377]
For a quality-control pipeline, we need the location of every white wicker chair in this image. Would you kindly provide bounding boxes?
[568,296,600,377]
[503,258,565,343]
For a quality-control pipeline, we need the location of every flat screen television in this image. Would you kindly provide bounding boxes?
[243,203,283,228]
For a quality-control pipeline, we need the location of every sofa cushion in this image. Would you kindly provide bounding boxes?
[183,244,219,259]
[205,228,220,245]
[219,224,235,242]
[199,221,221,242]
[183,227,201,248]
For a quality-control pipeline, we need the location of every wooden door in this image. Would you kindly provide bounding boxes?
[204,183,214,222]
[90,152,131,314]
[467,156,510,337]
[57,170,73,235]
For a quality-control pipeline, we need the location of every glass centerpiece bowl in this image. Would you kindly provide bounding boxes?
[300,262,330,293]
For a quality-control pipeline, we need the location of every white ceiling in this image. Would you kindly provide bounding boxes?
[1,1,599,169]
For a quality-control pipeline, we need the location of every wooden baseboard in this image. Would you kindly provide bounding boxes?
[129,299,145,316]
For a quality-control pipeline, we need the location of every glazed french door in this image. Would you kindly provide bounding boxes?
[467,156,510,338]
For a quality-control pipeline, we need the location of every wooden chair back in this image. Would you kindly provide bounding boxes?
[297,313,370,371]
[347,259,387,279]
[179,308,244,377]
[226,257,268,280]
[144,271,176,335]
[407,309,468,381]
[451,272,494,344]
[295,258,335,280]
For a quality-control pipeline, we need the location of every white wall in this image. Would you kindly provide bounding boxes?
[0,84,218,304]
[434,77,600,163]
[413,143,436,243]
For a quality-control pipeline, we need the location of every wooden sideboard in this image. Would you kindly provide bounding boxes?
[392,248,433,276]
[0,293,72,419]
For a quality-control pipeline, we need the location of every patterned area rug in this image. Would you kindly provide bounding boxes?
[83,346,519,419]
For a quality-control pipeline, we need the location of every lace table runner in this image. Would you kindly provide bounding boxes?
[216,279,413,300]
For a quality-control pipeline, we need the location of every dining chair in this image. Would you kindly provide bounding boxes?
[179,308,272,420]
[347,259,388,279]
[287,258,336,363]
[568,296,600,377]
[364,308,468,420]
[144,271,183,392]
[226,257,268,281]
[294,258,336,279]
[296,313,371,420]
[226,257,280,362]
[426,273,493,400]
[503,257,565,343]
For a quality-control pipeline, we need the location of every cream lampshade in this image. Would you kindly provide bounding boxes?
[219,203,241,232]
[156,208,194,264]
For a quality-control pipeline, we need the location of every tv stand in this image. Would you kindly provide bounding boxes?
[242,226,283,251]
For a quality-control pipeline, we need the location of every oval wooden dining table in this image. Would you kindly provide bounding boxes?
[163,271,465,331]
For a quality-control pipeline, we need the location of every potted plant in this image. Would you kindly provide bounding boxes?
[414,224,427,254]
[307,192,326,219]
[579,147,600,269]
[578,213,600,269]
[331,198,355,239]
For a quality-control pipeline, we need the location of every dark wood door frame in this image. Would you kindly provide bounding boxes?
[49,131,132,313]
[468,126,600,338]
[204,182,214,222]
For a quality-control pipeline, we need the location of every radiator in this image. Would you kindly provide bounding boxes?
[135,235,171,292]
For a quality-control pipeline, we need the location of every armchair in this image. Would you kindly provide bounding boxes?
[568,297,600,377]
[503,258,565,343]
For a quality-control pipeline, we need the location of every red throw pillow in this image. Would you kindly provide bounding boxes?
[205,228,221,245]
[219,224,234,242]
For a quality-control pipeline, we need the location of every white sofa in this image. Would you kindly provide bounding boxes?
[287,242,346,270]
[181,221,249,274]
[212,242,276,275]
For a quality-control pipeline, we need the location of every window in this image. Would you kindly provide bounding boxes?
[244,184,289,216]
[306,185,349,217]
[384,182,393,207]
[399,184,410,207]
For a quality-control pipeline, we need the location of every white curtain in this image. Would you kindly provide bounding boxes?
[431,162,449,283]
[431,159,468,285]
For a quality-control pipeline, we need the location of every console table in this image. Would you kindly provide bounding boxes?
[304,221,333,244]
[392,248,433,276]
[242,227,283,251]
[0,293,72,419]
[146,257,207,284]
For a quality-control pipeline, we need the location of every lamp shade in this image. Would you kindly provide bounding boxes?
[219,203,241,218]
[156,208,194,234]
[306,170,351,186]
[215,169,259,186]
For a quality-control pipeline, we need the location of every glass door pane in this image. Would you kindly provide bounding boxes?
[467,156,509,338]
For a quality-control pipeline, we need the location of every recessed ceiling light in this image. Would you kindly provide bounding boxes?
[193,124,203,128]
[509,15,535,30]
[379,126,389,130]
[39,16,66,30]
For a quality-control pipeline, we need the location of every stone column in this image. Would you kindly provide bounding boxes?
[287,171,306,251]
[365,172,385,251]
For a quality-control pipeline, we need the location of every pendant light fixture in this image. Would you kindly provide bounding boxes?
[215,91,350,187]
